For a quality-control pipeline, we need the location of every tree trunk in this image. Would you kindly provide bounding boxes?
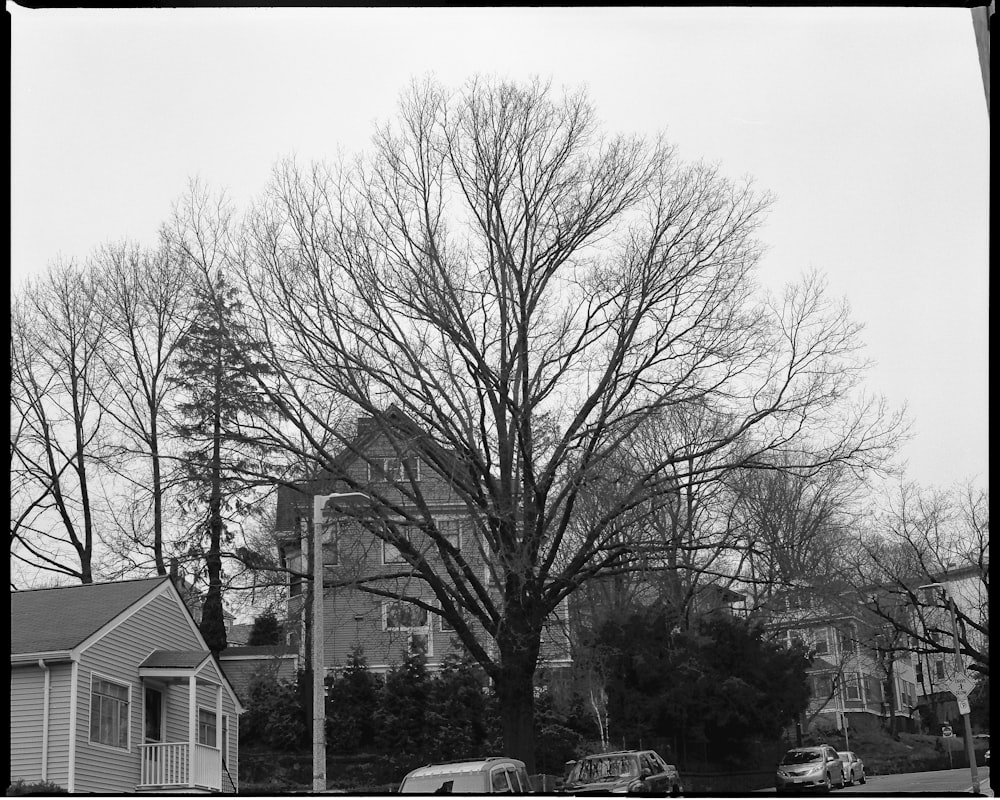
[495,601,541,774]
[495,657,538,774]
[200,358,227,656]
[150,410,166,576]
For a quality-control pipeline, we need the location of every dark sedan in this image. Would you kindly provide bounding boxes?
[563,750,682,796]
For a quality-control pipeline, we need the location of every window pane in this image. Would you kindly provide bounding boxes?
[199,709,217,747]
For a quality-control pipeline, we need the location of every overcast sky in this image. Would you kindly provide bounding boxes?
[10,6,989,493]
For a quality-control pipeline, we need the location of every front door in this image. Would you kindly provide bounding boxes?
[144,687,163,744]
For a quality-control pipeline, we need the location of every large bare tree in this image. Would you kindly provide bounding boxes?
[234,77,902,768]
[93,239,195,576]
[10,261,109,584]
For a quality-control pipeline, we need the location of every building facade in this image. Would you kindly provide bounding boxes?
[276,412,571,678]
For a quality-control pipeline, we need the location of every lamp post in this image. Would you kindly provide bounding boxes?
[311,492,369,794]
[919,582,980,795]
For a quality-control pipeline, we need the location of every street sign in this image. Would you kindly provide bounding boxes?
[942,725,953,737]
[955,693,971,716]
[948,673,976,698]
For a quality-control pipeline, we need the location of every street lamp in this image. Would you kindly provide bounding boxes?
[311,491,369,794]
[919,582,980,795]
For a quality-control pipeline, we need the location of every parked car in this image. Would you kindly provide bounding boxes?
[837,751,866,786]
[775,745,845,793]
[398,757,531,794]
[563,750,682,796]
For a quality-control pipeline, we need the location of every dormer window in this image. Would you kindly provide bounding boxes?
[367,455,421,483]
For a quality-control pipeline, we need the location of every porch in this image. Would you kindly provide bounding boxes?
[137,742,225,793]
[136,650,237,793]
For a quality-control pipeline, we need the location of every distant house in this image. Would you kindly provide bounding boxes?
[218,645,300,703]
[764,582,920,734]
[10,577,243,794]
[275,409,571,677]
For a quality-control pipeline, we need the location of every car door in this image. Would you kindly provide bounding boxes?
[825,748,842,783]
[639,752,667,794]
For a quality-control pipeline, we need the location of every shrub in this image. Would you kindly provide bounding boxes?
[7,780,68,795]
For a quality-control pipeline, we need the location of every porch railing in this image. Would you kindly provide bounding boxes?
[139,742,221,791]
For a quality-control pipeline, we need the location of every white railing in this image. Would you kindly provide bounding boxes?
[139,742,221,791]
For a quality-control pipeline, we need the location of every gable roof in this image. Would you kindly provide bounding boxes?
[10,576,170,656]
[283,405,478,501]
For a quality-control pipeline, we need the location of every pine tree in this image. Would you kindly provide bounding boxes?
[173,269,272,655]
[327,646,384,753]
[375,651,432,767]
[247,610,284,646]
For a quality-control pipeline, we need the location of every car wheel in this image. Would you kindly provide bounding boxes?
[859,771,866,785]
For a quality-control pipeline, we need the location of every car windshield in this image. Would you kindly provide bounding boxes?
[570,755,640,783]
[838,753,852,762]
[781,750,824,765]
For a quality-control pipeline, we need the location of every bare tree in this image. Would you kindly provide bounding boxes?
[10,261,109,584]
[730,458,863,611]
[234,77,902,768]
[851,480,989,676]
[93,238,195,575]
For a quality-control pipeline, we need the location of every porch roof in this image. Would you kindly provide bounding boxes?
[140,649,213,669]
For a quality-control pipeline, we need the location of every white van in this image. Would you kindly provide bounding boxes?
[399,757,531,794]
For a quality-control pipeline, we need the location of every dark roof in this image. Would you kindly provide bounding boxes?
[140,649,211,669]
[10,577,170,655]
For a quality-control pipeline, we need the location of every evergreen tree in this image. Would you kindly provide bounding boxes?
[173,269,272,655]
[247,610,283,646]
[327,647,384,754]
[426,651,491,762]
[374,652,432,768]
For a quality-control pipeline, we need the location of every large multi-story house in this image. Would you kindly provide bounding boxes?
[275,411,571,679]
[763,581,921,734]
[909,563,989,730]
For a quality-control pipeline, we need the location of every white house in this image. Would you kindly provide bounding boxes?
[10,576,243,794]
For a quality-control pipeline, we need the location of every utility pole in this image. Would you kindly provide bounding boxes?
[311,491,369,794]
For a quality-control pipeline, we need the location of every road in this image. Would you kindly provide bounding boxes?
[758,766,992,795]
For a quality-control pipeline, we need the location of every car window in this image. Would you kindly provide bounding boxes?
[781,749,823,765]
[491,768,512,793]
[506,768,526,793]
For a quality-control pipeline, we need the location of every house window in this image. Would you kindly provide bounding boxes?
[934,656,947,680]
[845,673,861,701]
[368,456,421,483]
[384,600,429,630]
[198,708,218,748]
[383,531,410,565]
[90,675,130,750]
[321,520,341,567]
[408,631,431,657]
[812,674,833,698]
[438,519,461,551]
[784,629,805,649]
[383,601,432,657]
[813,628,830,656]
